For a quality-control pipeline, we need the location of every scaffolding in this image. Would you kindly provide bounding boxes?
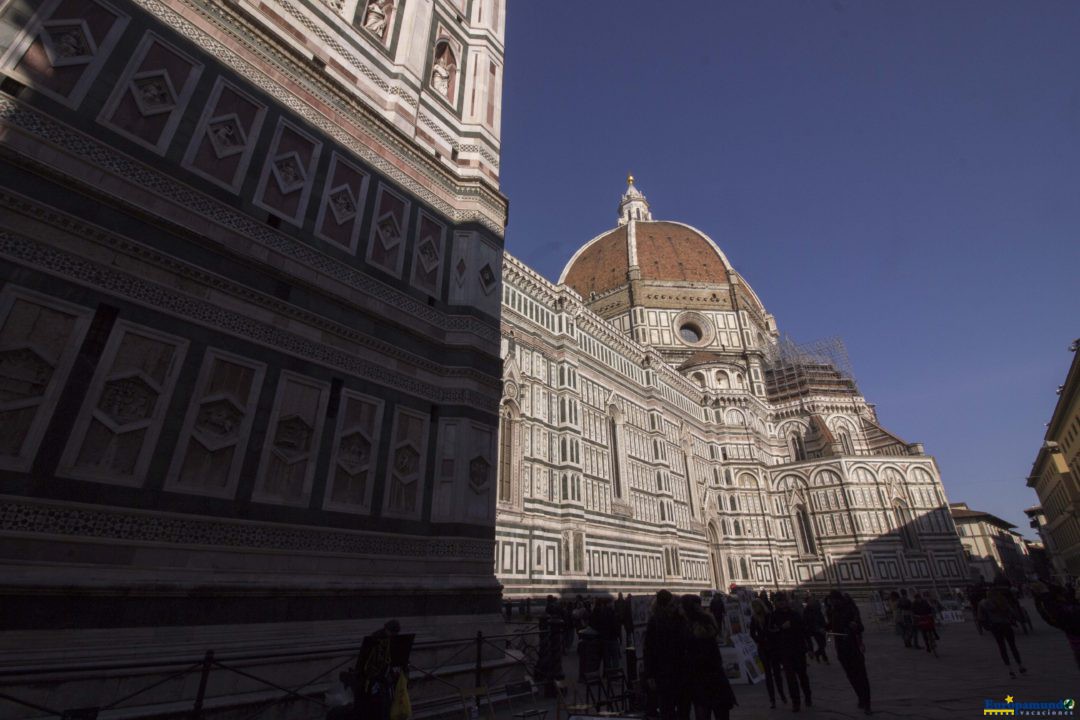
[763,335,860,402]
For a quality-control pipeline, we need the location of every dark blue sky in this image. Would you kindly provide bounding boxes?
[498,1,1080,536]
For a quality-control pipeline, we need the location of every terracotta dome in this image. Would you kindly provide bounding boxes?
[560,220,734,299]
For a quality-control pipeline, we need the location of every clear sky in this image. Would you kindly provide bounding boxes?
[498,1,1080,537]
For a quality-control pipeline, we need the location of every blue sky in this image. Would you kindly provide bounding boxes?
[498,1,1080,537]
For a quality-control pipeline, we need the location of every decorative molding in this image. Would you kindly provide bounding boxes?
[0,496,495,559]
[0,103,500,343]
[131,0,506,234]
[0,227,499,413]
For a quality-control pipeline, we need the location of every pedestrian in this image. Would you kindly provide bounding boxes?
[967,584,987,635]
[769,592,812,712]
[750,598,787,708]
[643,589,689,720]
[622,593,636,646]
[758,589,775,612]
[681,594,737,720]
[590,596,621,672]
[911,592,937,654]
[803,593,828,663]
[978,587,1028,678]
[1030,580,1080,671]
[710,592,728,632]
[896,589,920,648]
[827,591,872,715]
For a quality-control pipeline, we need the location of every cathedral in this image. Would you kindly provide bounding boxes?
[495,177,967,597]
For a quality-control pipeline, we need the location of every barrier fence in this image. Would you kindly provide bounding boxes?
[0,623,551,720]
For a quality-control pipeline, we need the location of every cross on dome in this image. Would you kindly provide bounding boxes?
[618,172,652,225]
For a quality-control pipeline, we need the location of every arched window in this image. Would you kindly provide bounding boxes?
[740,557,749,579]
[734,372,745,388]
[715,371,730,389]
[608,414,623,499]
[726,409,745,426]
[498,404,516,503]
[656,471,664,491]
[724,468,733,486]
[838,429,854,455]
[894,499,919,549]
[733,519,742,536]
[794,504,816,555]
[790,433,807,462]
[729,495,737,511]
[727,556,736,581]
[692,372,706,388]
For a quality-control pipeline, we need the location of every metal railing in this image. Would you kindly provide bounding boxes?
[0,626,549,720]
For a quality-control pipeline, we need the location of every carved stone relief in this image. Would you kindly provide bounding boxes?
[253,371,330,506]
[0,288,92,470]
[359,0,394,43]
[366,185,410,277]
[98,34,203,153]
[315,153,369,253]
[384,408,428,519]
[324,390,383,513]
[166,349,266,497]
[59,321,188,486]
[0,1,129,107]
[410,213,444,296]
[182,78,267,192]
[254,119,322,226]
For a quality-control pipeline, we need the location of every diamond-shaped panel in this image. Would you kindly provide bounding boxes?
[417,237,440,272]
[206,114,247,159]
[0,347,54,403]
[195,398,243,440]
[375,214,402,250]
[41,20,96,67]
[130,70,177,117]
[98,376,157,426]
[393,444,419,478]
[327,186,357,224]
[469,456,490,490]
[478,263,496,294]
[271,153,306,194]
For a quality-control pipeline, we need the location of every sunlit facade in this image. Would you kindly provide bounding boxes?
[495,180,967,596]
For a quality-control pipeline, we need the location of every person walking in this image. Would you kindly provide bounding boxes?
[681,594,737,720]
[896,589,920,648]
[967,584,987,635]
[769,592,812,712]
[803,593,829,664]
[978,588,1028,678]
[827,591,872,715]
[643,589,690,720]
[1031,580,1080,670]
[911,592,937,655]
[750,598,787,708]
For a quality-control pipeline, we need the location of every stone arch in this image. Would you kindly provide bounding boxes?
[715,370,731,389]
[737,472,758,489]
[725,408,746,426]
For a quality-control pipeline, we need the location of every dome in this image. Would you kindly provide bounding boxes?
[560,220,735,298]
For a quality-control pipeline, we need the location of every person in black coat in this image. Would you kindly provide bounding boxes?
[828,591,872,715]
[750,598,787,708]
[803,593,829,664]
[643,590,689,720]
[769,592,812,712]
[681,594,737,720]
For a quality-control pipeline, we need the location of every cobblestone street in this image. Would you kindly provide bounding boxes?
[512,600,1077,720]
[729,600,1076,719]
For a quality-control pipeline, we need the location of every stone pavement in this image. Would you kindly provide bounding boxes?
[494,599,1078,720]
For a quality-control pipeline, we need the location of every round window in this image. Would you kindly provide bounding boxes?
[679,323,702,344]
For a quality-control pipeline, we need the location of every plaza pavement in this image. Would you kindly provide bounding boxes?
[497,599,1077,720]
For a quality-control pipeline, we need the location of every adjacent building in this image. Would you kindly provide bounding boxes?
[950,502,1027,584]
[1025,505,1067,581]
[1027,340,1080,581]
[0,0,507,714]
[495,179,967,597]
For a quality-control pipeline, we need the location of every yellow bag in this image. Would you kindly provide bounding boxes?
[389,673,411,720]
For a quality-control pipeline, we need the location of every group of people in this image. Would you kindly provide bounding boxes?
[641,588,872,718]
[747,590,871,715]
[887,589,941,653]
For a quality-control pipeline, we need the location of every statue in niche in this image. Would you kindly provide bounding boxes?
[431,43,456,99]
[363,0,392,39]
